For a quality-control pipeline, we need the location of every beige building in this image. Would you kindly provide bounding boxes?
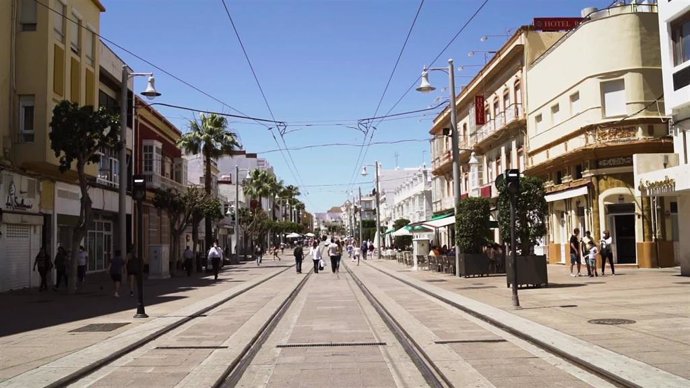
[525,4,672,267]
[429,26,564,247]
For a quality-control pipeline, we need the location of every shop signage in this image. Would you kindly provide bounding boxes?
[533,17,583,31]
[480,185,492,198]
[597,156,633,168]
[2,172,37,212]
[475,95,485,125]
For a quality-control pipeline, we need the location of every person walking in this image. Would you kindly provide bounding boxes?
[273,245,281,261]
[310,240,322,274]
[53,246,68,291]
[254,244,263,266]
[353,242,361,266]
[600,230,615,276]
[183,246,194,277]
[586,241,599,277]
[33,247,52,292]
[569,228,581,277]
[126,248,139,297]
[328,238,339,273]
[293,242,304,273]
[581,231,593,276]
[109,250,124,297]
[208,242,222,280]
[361,240,368,261]
[77,246,88,288]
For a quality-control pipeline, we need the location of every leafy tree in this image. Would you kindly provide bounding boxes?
[153,186,206,273]
[496,175,548,255]
[178,114,240,255]
[392,218,412,249]
[49,101,119,293]
[456,197,491,254]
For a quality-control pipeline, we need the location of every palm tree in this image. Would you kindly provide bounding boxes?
[178,113,240,254]
[243,169,272,248]
[282,185,301,222]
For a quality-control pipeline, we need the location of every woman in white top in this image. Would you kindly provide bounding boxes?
[310,240,323,274]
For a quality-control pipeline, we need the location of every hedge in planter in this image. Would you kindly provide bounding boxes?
[496,175,547,255]
[456,197,491,253]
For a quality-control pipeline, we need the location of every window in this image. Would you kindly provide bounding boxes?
[19,95,35,143]
[143,145,154,173]
[70,12,81,54]
[85,28,94,65]
[574,164,583,179]
[493,99,500,116]
[601,79,626,117]
[503,90,510,110]
[53,1,66,40]
[551,103,561,124]
[98,147,119,186]
[535,113,544,132]
[672,12,690,66]
[99,90,118,114]
[143,140,163,175]
[514,80,522,105]
[20,0,37,31]
[570,92,581,115]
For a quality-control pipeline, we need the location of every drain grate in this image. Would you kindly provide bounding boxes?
[156,346,228,350]
[588,318,636,325]
[425,279,447,283]
[435,339,507,344]
[277,342,386,348]
[70,323,129,332]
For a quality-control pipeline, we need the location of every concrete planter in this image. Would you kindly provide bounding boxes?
[458,253,490,277]
[506,255,548,288]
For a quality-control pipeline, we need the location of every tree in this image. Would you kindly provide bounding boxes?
[392,218,412,249]
[456,197,491,254]
[178,114,240,256]
[153,186,206,274]
[497,175,548,255]
[49,101,120,293]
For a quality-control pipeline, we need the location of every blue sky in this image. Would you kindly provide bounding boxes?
[101,0,614,213]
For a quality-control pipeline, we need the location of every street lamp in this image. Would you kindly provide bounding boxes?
[361,162,382,259]
[480,34,510,42]
[468,50,498,63]
[119,66,160,319]
[233,166,251,262]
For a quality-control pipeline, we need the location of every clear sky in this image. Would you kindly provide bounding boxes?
[100,0,614,213]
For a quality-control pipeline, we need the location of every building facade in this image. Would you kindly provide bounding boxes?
[391,166,432,224]
[526,4,670,266]
[635,1,690,275]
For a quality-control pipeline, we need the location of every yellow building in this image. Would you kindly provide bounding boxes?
[525,4,672,267]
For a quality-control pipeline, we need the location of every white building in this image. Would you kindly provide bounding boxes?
[635,0,690,275]
[391,166,432,224]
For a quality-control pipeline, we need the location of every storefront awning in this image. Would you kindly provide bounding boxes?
[545,186,588,203]
[422,215,455,229]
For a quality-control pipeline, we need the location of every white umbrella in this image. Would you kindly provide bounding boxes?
[286,232,302,238]
[305,232,315,237]
[392,227,412,237]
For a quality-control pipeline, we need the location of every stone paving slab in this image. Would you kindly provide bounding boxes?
[368,260,690,387]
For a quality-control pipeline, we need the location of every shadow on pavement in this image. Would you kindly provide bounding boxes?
[539,282,586,288]
[0,267,238,338]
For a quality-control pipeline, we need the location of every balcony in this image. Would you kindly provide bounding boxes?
[143,171,186,192]
[472,103,524,148]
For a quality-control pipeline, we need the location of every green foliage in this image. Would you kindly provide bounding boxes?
[392,218,412,250]
[361,220,376,228]
[456,197,491,254]
[49,100,120,173]
[497,175,548,255]
[178,114,240,160]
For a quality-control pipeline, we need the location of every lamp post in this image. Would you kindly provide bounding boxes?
[233,166,251,263]
[119,66,160,299]
[417,59,461,275]
[361,161,382,259]
[358,187,363,246]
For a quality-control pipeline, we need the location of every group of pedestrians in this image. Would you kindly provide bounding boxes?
[569,228,615,277]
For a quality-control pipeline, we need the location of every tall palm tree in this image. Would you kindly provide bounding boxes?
[243,169,272,247]
[282,185,301,222]
[268,176,284,221]
[178,113,240,254]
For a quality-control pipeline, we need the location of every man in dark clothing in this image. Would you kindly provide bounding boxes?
[294,242,304,273]
[570,228,581,277]
[53,246,68,291]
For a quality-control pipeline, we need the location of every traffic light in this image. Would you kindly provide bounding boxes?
[132,175,146,201]
[506,169,520,195]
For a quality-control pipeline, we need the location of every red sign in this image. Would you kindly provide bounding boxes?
[475,95,485,125]
[533,17,583,31]
[480,185,492,198]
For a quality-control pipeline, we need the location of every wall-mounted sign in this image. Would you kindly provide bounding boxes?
[533,17,583,31]
[475,95,485,125]
[2,172,37,212]
[597,156,633,168]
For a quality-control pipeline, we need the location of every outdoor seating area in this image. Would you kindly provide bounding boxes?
[380,250,510,278]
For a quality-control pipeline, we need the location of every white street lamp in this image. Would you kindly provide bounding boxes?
[361,161,382,259]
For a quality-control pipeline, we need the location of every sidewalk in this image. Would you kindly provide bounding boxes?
[371,260,690,381]
[0,258,291,383]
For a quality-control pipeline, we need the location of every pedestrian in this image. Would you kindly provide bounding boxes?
[53,246,68,291]
[353,242,361,266]
[294,241,304,273]
[280,242,285,254]
[600,230,615,276]
[587,241,599,277]
[328,238,339,273]
[361,240,368,261]
[183,246,194,277]
[109,250,124,297]
[208,242,222,280]
[581,231,593,276]
[77,245,88,288]
[254,244,263,266]
[126,247,139,297]
[273,245,281,261]
[570,228,581,277]
[310,240,322,274]
[33,247,52,292]
[347,240,354,261]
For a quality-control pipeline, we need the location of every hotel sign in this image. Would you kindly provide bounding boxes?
[533,17,583,31]
[475,95,485,125]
